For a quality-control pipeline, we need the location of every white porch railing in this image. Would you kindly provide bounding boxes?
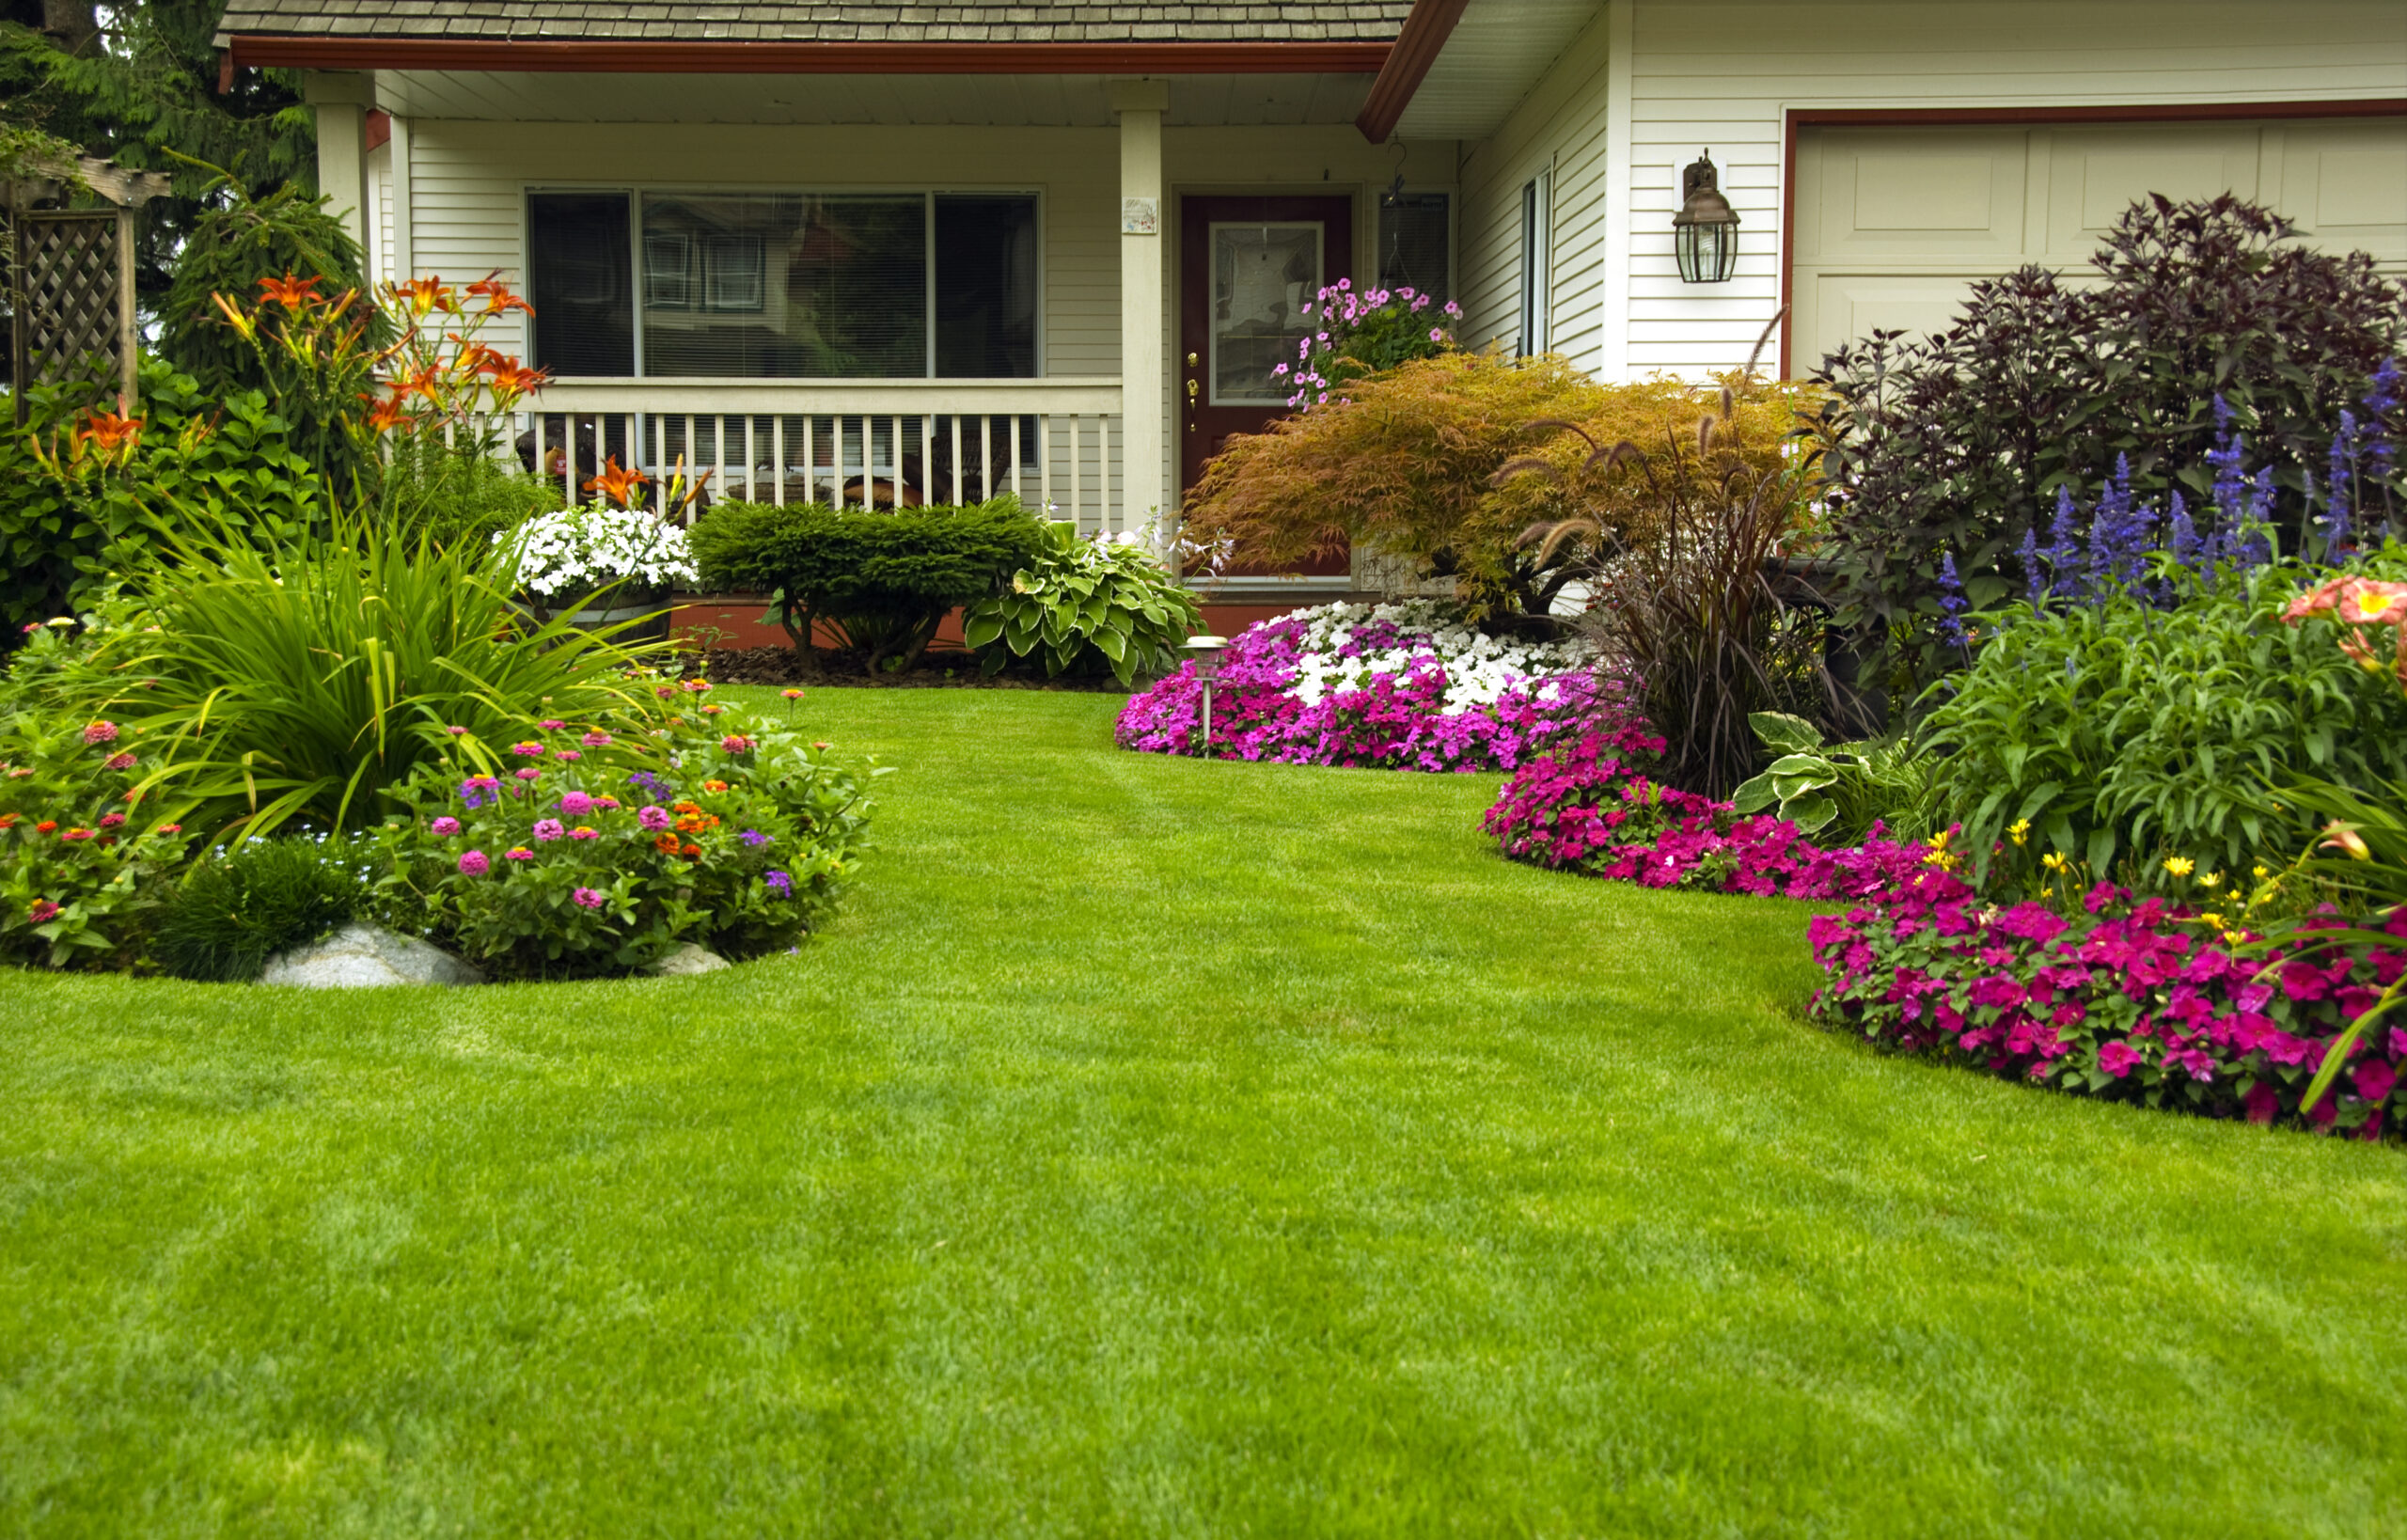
[504,378,1131,533]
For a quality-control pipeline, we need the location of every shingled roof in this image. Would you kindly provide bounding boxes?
[216,1,1415,44]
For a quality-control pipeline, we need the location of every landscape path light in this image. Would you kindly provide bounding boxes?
[1184,635,1229,754]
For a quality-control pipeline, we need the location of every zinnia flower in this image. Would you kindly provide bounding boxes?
[540,718,567,731]
[532,819,565,841]
[511,741,547,758]
[431,815,462,836]
[98,813,123,829]
[653,831,682,855]
[569,825,600,841]
[572,887,606,909]
[515,768,543,781]
[153,823,181,836]
[103,752,135,772]
[559,791,595,816]
[82,721,118,745]
[557,749,583,762]
[780,689,803,700]
[505,846,535,861]
[28,900,60,923]
[637,805,673,831]
[61,828,92,841]
[458,849,491,875]
[701,780,729,794]
[581,731,612,747]
[445,725,468,736]
[720,735,753,754]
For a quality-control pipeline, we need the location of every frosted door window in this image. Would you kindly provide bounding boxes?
[1209,222,1322,405]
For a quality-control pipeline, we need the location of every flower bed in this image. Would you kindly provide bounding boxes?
[1483,719,2407,1138]
[1116,601,1606,772]
[1808,883,2407,1138]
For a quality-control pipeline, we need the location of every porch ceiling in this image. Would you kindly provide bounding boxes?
[1389,0,1601,140]
[369,69,1378,127]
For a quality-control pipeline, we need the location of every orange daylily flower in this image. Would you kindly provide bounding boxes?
[391,277,457,316]
[584,456,652,509]
[466,273,536,316]
[256,275,323,309]
[74,410,144,455]
[485,362,550,398]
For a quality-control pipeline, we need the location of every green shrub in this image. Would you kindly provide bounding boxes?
[687,497,1047,673]
[49,512,673,841]
[1921,552,2407,889]
[0,359,325,635]
[158,177,387,402]
[378,436,559,553]
[962,522,1200,686]
[1808,195,2407,681]
[150,836,370,982]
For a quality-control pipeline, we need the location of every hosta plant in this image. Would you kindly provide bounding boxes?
[1728,712,1940,844]
[962,522,1201,686]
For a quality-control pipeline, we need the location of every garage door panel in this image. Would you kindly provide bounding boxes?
[1794,118,2407,373]
[1801,129,2027,263]
[2280,120,2407,262]
[2044,126,2259,259]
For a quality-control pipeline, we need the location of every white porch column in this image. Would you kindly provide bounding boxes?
[1109,79,1171,551]
[303,71,373,268]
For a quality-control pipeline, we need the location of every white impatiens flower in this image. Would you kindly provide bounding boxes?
[1278,600,1597,712]
[508,503,700,601]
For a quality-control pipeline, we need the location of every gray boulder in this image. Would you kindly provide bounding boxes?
[259,922,485,988]
[645,942,732,976]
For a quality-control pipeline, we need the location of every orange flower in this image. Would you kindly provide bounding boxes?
[484,363,550,398]
[2340,580,2407,627]
[583,456,652,510]
[361,394,412,434]
[682,842,701,858]
[76,409,146,455]
[701,779,729,794]
[466,272,536,316]
[391,277,457,315]
[256,274,323,309]
[653,831,682,855]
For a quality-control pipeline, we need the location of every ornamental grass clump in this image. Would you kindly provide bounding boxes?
[370,696,874,978]
[150,835,370,982]
[1116,600,1605,771]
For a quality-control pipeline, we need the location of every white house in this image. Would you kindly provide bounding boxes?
[217,0,2406,605]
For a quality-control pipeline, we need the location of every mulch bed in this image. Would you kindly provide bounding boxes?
[685,645,1136,693]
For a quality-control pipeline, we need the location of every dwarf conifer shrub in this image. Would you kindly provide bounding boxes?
[687,497,1047,673]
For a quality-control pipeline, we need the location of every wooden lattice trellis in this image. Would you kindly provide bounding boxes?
[8,208,133,414]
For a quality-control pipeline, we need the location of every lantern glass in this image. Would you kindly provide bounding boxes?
[1671,149,1740,285]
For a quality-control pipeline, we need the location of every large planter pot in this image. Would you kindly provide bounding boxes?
[526,588,675,646]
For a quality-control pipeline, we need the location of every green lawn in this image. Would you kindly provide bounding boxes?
[4,688,2402,1536]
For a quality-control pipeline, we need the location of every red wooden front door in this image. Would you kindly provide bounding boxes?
[1179,194,1355,575]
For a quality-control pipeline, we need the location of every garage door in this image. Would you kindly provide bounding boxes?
[1790,117,2407,371]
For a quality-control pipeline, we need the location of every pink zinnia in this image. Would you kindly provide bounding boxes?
[445,725,468,736]
[504,846,535,861]
[557,749,582,762]
[98,812,124,829]
[572,887,606,909]
[511,741,547,758]
[569,825,599,841]
[721,734,753,754]
[103,751,135,771]
[82,721,118,745]
[515,767,543,781]
[431,815,462,836]
[458,849,490,875]
[581,731,612,747]
[532,819,565,841]
[540,718,566,731]
[637,805,672,831]
[27,900,59,923]
[559,791,595,815]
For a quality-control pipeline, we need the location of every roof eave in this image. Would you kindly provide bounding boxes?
[222,36,1392,76]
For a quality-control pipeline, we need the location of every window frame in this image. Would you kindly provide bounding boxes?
[1520,169,1552,358]
[521,181,1047,380]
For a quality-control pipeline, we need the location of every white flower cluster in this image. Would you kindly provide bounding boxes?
[510,502,700,599]
[1282,600,1597,712]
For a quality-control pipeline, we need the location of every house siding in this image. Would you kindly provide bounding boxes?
[1455,0,2407,383]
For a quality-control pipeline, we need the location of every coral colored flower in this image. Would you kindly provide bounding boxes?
[0,813,16,829]
[559,791,595,816]
[532,819,565,841]
[780,689,803,700]
[638,805,673,831]
[540,718,567,731]
[103,752,135,771]
[511,741,547,758]
[458,849,491,875]
[572,887,606,909]
[683,679,712,693]
[594,796,621,811]
[154,823,181,836]
[97,812,123,829]
[720,735,753,754]
[515,768,543,781]
[60,828,92,841]
[431,815,462,836]
[27,900,60,924]
[702,780,730,794]
[505,846,535,861]
[82,721,118,745]
[34,821,55,834]
[569,825,599,841]
[557,750,583,762]
[581,731,612,746]
[701,704,727,716]
[445,725,469,736]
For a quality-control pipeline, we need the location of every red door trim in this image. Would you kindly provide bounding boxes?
[1775,98,2407,379]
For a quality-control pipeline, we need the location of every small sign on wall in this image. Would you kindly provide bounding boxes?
[1122,196,1159,235]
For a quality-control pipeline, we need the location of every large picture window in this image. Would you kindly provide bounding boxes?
[527,189,1040,379]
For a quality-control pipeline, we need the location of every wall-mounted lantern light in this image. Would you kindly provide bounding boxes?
[1673,149,1740,284]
